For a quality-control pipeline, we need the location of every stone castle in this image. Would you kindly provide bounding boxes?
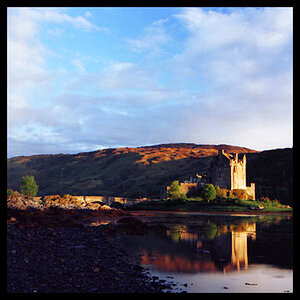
[165,149,255,199]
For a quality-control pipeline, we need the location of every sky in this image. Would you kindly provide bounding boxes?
[7,7,293,158]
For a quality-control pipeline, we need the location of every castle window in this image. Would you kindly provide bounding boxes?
[233,166,236,172]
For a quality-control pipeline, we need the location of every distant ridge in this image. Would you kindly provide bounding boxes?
[139,143,257,152]
[7,143,292,205]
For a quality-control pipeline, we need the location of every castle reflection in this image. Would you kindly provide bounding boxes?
[140,222,257,273]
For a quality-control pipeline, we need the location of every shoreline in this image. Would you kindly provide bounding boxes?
[126,208,293,216]
[7,209,173,293]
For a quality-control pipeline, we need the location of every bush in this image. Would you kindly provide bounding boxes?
[20,175,38,197]
[179,193,188,202]
[259,196,271,202]
[215,186,227,198]
[232,189,248,200]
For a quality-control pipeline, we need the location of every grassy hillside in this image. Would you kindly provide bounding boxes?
[7,143,293,205]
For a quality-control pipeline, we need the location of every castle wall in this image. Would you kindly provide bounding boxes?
[70,195,152,206]
[165,183,198,197]
[179,183,198,196]
[245,183,255,200]
[211,155,231,189]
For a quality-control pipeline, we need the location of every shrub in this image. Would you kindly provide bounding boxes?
[232,189,248,200]
[179,193,188,202]
[7,189,14,197]
[259,196,271,202]
[227,190,234,198]
[215,186,227,198]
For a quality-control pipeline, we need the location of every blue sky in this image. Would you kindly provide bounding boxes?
[7,7,293,157]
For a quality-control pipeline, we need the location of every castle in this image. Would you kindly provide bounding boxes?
[165,149,255,200]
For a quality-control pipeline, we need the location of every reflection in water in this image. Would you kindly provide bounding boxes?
[140,221,257,273]
[141,251,217,272]
[230,223,256,271]
[118,212,292,292]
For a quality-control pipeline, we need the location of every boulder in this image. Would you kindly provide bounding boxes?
[99,204,112,210]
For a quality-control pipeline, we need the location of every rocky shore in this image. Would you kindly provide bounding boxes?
[7,192,173,293]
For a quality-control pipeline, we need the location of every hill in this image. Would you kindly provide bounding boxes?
[7,143,293,205]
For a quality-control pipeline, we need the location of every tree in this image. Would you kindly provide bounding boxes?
[167,180,182,200]
[201,183,216,203]
[20,175,38,197]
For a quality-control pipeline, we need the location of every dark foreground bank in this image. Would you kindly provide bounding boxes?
[7,209,172,293]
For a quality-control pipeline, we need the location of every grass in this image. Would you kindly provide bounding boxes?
[125,197,293,213]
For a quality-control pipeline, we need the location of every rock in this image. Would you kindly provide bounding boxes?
[7,192,42,210]
[93,267,101,273]
[199,249,210,254]
[73,245,86,249]
[99,205,112,210]
[249,205,264,210]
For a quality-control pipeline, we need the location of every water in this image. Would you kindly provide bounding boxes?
[117,211,293,293]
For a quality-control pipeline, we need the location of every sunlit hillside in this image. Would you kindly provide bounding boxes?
[7,143,292,205]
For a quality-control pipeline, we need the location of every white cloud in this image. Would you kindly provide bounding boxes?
[67,61,158,95]
[170,7,292,97]
[174,7,292,51]
[85,11,92,18]
[71,59,85,72]
[13,7,107,32]
[126,18,171,54]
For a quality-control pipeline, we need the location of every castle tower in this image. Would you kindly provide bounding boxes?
[230,153,246,190]
[210,149,255,199]
[211,150,232,189]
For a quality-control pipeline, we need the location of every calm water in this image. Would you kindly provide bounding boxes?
[117,211,293,293]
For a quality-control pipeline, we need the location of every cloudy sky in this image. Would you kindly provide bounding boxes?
[7,7,293,158]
